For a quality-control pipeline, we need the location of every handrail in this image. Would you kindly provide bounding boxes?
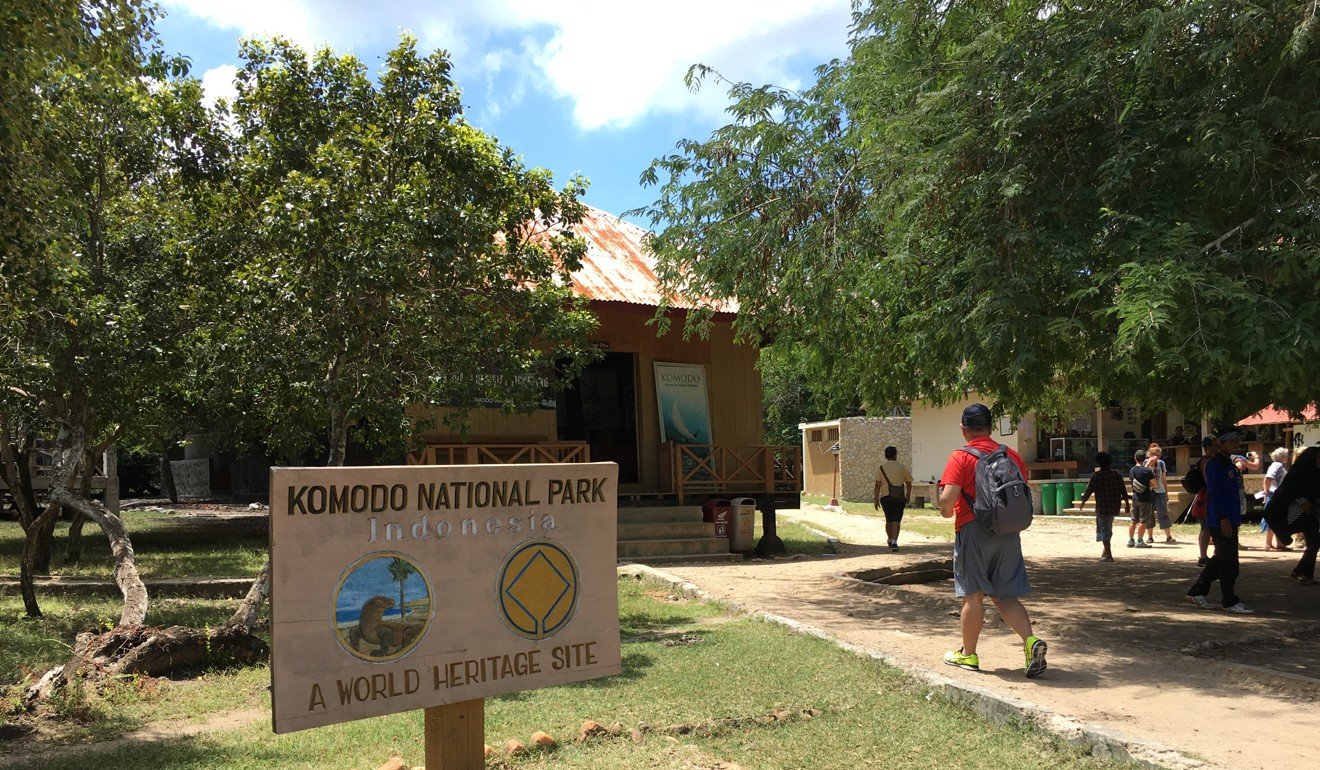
[662,442,802,505]
[407,442,591,467]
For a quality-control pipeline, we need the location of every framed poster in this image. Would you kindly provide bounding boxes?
[653,363,712,445]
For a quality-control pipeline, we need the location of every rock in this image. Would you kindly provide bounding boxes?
[504,738,528,756]
[629,728,644,744]
[606,721,624,736]
[531,731,556,749]
[484,744,497,758]
[578,719,607,741]
[375,758,407,770]
[772,710,791,721]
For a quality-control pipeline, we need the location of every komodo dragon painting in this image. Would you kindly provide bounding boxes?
[348,595,424,656]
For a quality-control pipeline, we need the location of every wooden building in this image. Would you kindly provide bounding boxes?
[407,206,799,504]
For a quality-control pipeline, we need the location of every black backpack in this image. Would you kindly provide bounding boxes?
[960,445,1034,534]
[1181,460,1205,494]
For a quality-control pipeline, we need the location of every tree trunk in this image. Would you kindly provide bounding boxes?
[52,489,149,627]
[327,401,348,467]
[160,440,178,503]
[31,506,60,573]
[222,560,270,635]
[62,509,86,564]
[48,430,148,628]
[19,505,60,618]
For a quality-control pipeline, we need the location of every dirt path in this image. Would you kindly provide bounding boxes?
[666,504,1320,770]
[0,707,265,768]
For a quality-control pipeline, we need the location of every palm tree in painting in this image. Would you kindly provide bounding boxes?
[386,558,416,619]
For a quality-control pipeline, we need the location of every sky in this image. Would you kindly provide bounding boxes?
[156,0,855,224]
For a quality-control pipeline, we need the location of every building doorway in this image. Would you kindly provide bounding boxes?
[558,352,639,484]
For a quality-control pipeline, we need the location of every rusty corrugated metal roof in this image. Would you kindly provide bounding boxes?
[567,205,733,312]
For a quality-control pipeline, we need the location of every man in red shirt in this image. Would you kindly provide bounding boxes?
[937,403,1047,678]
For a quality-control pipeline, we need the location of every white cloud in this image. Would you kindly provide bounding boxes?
[164,0,852,130]
[199,64,238,109]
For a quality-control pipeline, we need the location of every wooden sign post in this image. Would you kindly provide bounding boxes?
[425,700,484,770]
[268,462,621,765]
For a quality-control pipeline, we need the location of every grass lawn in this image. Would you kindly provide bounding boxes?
[5,577,1137,769]
[753,517,834,556]
[0,510,268,580]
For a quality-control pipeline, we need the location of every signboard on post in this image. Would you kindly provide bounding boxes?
[269,462,621,734]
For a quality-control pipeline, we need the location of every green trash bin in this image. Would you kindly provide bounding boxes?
[1069,481,1087,513]
[1041,483,1057,515]
[1055,482,1074,515]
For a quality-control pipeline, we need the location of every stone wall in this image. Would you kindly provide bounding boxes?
[169,458,211,498]
[839,416,912,503]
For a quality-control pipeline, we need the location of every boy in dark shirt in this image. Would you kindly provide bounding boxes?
[1128,450,1157,549]
[1079,452,1130,562]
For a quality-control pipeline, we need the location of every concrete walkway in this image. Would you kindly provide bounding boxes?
[649,504,1320,770]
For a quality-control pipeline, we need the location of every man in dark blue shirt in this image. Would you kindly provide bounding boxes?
[1186,432,1252,613]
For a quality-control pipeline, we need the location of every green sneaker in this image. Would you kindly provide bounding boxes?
[1025,636,1048,678]
[943,649,979,670]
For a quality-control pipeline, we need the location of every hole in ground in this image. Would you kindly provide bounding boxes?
[846,559,954,585]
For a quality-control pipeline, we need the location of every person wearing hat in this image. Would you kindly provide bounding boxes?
[1186,431,1253,613]
[937,403,1048,678]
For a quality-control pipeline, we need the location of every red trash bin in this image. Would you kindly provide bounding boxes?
[702,498,733,538]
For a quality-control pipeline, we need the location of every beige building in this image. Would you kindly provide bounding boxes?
[801,416,913,503]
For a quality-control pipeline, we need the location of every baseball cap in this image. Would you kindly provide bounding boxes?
[1217,430,1243,442]
[961,403,993,429]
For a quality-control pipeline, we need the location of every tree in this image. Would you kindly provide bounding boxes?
[0,0,203,622]
[206,37,597,467]
[637,1,1319,421]
[387,557,416,619]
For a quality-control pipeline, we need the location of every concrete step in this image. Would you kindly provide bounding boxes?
[617,553,744,565]
[617,537,734,559]
[619,521,715,540]
[1066,493,1192,512]
[617,507,705,524]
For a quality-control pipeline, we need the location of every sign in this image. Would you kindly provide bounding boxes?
[653,362,711,445]
[269,462,621,734]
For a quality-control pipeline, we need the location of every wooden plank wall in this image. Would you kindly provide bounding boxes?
[406,302,764,492]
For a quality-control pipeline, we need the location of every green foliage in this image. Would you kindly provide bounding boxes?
[638,1,1319,420]
[758,344,832,445]
[202,37,598,464]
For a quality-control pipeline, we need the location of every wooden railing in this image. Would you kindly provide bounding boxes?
[660,442,803,505]
[0,443,119,513]
[407,442,590,467]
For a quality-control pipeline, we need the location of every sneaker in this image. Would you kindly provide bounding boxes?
[1146,539,1155,545]
[1127,539,1136,548]
[889,541,899,552]
[943,649,980,671]
[1224,603,1254,614]
[1134,540,1151,549]
[1025,636,1048,678]
[1293,574,1319,586]
[1165,537,1179,544]
[1185,594,1214,609]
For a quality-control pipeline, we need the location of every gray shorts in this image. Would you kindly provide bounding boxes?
[953,523,1031,600]
[1153,492,1170,529]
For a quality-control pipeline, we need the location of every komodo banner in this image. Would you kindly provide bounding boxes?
[269,462,620,733]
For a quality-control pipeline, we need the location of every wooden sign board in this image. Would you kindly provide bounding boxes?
[269,462,621,734]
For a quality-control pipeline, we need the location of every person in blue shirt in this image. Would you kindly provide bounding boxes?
[1186,432,1253,613]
